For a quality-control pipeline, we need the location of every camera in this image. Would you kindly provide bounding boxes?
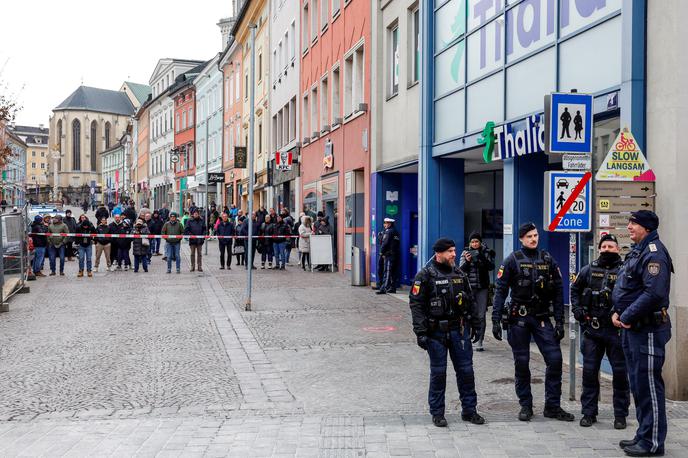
[469,249,480,260]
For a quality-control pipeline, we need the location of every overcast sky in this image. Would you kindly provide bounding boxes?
[1,0,234,127]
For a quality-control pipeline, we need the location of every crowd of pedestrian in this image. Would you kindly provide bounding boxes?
[27,201,334,276]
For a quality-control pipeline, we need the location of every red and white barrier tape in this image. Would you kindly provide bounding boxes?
[29,233,302,240]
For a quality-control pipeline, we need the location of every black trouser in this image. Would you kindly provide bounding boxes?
[65,241,74,258]
[581,325,629,418]
[301,252,311,270]
[219,243,232,267]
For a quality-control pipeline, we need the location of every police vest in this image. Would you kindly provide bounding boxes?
[424,265,472,320]
[582,261,619,316]
[511,250,554,306]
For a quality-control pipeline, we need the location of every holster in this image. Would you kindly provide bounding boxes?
[634,308,669,328]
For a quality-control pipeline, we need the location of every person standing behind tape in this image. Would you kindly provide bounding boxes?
[216,212,235,270]
[30,216,48,277]
[184,209,206,273]
[612,210,673,457]
[75,214,96,278]
[162,212,183,274]
[94,217,112,272]
[47,214,69,276]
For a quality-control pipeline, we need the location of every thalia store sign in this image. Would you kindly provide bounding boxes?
[478,114,545,164]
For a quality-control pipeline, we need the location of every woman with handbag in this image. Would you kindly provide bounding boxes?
[132,218,151,273]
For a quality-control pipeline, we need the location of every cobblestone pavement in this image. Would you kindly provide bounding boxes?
[1,238,688,457]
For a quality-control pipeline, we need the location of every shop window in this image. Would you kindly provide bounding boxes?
[388,24,399,96]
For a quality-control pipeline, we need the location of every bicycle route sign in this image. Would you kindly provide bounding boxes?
[544,170,592,232]
[595,128,655,181]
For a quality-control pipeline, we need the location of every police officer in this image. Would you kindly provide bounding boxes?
[492,222,574,422]
[410,238,485,427]
[612,210,673,457]
[571,234,629,429]
[377,218,400,294]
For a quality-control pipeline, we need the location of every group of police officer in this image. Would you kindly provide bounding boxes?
[409,210,672,457]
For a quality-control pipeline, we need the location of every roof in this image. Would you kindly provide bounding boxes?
[168,61,209,97]
[230,0,250,37]
[9,125,49,136]
[54,86,135,116]
[123,82,152,106]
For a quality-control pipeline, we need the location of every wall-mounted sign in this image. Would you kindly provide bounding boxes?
[234,146,247,169]
[323,140,334,169]
[207,172,225,184]
[479,114,545,164]
[275,151,293,171]
[563,154,591,171]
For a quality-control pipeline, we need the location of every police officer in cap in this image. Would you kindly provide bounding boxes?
[492,222,574,422]
[612,210,673,457]
[410,238,485,427]
[571,233,629,429]
[377,217,400,294]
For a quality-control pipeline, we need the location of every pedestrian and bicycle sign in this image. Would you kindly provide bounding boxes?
[595,128,655,181]
[545,92,594,154]
[544,171,592,232]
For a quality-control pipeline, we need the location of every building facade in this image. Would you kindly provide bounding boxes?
[147,59,204,210]
[221,37,246,209]
[300,0,372,272]
[1,131,27,207]
[101,143,124,205]
[133,101,151,208]
[268,0,301,215]
[10,124,50,201]
[370,0,421,286]
[193,55,224,209]
[233,0,271,209]
[170,72,199,214]
[49,86,136,203]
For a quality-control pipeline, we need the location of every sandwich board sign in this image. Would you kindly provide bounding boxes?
[595,128,655,181]
[544,170,592,232]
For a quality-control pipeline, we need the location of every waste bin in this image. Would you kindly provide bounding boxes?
[351,246,366,286]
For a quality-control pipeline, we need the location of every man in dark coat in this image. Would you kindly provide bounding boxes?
[183,209,206,272]
[216,212,235,270]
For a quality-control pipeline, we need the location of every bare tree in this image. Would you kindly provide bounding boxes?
[0,91,21,168]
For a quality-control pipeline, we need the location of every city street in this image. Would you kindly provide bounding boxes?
[0,241,687,457]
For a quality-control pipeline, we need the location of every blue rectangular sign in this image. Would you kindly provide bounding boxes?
[548,93,593,154]
[544,171,592,232]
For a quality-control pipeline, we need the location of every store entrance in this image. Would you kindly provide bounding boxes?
[464,170,504,282]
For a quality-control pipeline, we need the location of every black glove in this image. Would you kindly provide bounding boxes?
[573,309,586,323]
[470,318,481,343]
[492,320,502,341]
[554,323,565,341]
[416,335,429,350]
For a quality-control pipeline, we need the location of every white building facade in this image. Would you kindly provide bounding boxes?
[147,59,204,209]
[268,0,300,214]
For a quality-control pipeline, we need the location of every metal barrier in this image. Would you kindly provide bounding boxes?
[0,205,29,311]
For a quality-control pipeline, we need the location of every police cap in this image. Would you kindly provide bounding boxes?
[518,222,537,238]
[432,238,456,253]
[629,210,659,232]
[598,233,618,249]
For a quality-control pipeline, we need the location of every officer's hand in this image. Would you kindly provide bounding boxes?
[573,310,586,323]
[416,335,429,350]
[554,323,566,341]
[492,321,502,341]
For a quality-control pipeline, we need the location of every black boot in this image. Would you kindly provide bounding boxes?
[579,415,596,427]
[518,406,533,421]
[432,415,448,427]
[461,412,485,425]
[543,406,575,422]
[614,417,627,430]
[623,443,664,456]
[619,439,638,449]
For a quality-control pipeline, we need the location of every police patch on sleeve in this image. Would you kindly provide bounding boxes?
[411,281,421,296]
[648,262,660,276]
[649,243,657,252]
[497,266,505,279]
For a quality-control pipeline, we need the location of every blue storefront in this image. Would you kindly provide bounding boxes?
[418,0,646,293]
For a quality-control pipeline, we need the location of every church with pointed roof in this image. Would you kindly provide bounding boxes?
[49,82,149,203]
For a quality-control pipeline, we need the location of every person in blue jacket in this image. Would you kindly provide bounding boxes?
[612,210,673,457]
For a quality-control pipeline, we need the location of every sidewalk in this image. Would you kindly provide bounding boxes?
[0,242,687,457]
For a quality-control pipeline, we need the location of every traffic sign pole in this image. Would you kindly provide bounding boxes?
[568,232,578,401]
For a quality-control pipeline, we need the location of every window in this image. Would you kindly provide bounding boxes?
[182,111,187,130]
[290,21,296,60]
[104,122,111,149]
[235,71,240,101]
[258,122,263,156]
[56,120,62,171]
[272,114,278,151]
[389,25,399,96]
[258,52,263,82]
[344,54,353,116]
[176,114,180,132]
[32,151,36,157]
[303,94,310,138]
[72,119,81,171]
[311,0,319,41]
[90,120,97,171]
[333,0,340,16]
[320,76,329,128]
[303,4,310,51]
[277,110,283,148]
[354,46,364,109]
[278,40,283,71]
[31,162,36,169]
[411,8,420,84]
[225,78,230,110]
[321,0,328,29]
[311,86,318,134]
[332,65,341,122]
[289,97,296,141]
[41,163,45,169]
[41,151,45,157]
[189,108,194,125]
[245,72,249,100]
[273,49,278,83]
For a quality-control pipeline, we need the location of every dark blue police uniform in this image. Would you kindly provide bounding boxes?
[378,224,400,293]
[410,259,482,422]
[613,230,673,455]
[571,255,629,424]
[492,246,573,420]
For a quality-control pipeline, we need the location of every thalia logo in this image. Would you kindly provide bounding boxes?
[478,115,545,164]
